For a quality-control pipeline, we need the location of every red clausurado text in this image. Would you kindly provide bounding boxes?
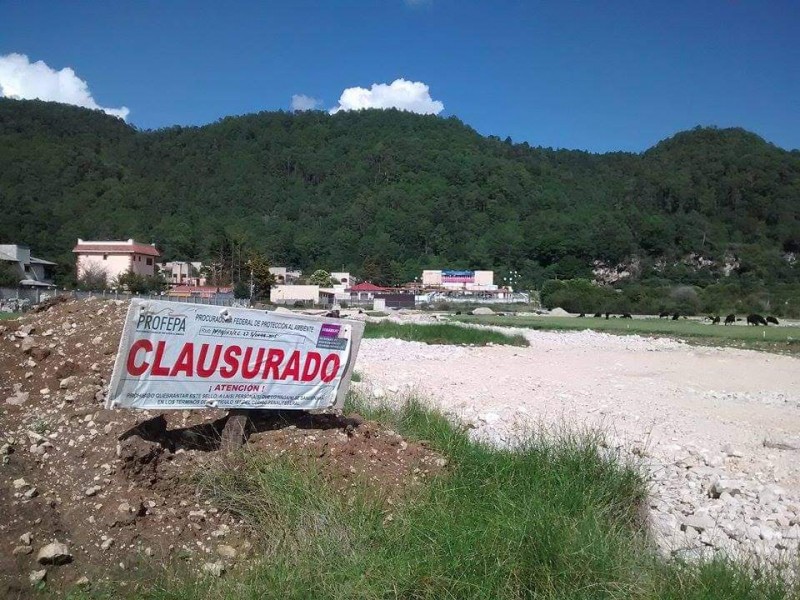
[125,340,341,383]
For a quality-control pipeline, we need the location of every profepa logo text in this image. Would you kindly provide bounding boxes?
[136,314,187,333]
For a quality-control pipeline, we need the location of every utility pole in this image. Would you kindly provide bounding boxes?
[249,267,254,306]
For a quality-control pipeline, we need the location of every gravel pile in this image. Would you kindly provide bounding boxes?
[356,330,800,564]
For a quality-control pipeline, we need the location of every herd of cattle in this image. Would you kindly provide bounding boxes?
[575,311,780,325]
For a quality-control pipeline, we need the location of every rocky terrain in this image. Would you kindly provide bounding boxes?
[355,323,800,566]
[0,298,442,597]
[3,298,800,596]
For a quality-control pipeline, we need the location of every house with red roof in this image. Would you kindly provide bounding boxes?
[73,238,160,284]
[347,281,389,302]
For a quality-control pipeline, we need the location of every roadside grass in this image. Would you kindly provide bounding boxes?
[457,315,800,355]
[80,395,794,600]
[0,312,17,320]
[364,320,529,347]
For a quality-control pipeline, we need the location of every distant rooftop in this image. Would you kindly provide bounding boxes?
[348,282,388,292]
[73,238,160,257]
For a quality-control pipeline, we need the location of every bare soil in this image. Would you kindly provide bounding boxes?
[0,299,442,598]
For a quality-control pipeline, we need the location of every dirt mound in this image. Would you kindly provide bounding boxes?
[0,298,442,596]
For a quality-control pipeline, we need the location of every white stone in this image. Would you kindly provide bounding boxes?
[217,545,237,559]
[722,444,744,458]
[709,478,744,498]
[682,514,716,532]
[37,542,72,565]
[29,569,47,585]
[478,412,501,424]
[202,562,225,577]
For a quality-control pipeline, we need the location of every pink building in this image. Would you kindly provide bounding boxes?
[73,239,161,284]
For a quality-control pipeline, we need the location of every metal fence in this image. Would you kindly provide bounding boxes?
[68,290,242,307]
[1,287,246,313]
[0,286,60,312]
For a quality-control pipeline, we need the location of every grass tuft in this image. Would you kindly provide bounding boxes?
[82,396,795,599]
[364,321,529,346]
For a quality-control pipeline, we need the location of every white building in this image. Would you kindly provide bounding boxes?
[162,261,206,286]
[330,272,351,286]
[73,239,160,283]
[269,266,302,284]
[270,284,319,305]
[421,269,496,291]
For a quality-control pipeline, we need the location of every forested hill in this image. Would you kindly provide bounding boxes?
[1,98,798,288]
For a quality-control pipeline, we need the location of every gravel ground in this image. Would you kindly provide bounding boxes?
[353,324,800,563]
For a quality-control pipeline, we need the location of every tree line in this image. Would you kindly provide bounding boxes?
[0,99,798,312]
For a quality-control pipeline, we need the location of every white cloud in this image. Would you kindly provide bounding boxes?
[290,94,321,111]
[0,53,129,120]
[329,78,444,115]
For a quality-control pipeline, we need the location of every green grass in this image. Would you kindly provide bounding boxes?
[364,320,529,346]
[77,396,794,600]
[0,311,17,320]
[457,315,800,354]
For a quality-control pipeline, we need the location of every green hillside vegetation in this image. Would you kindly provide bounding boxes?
[1,99,798,312]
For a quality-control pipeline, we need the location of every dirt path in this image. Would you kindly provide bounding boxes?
[355,326,800,561]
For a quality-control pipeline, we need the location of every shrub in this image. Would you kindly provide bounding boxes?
[541,279,614,313]
[77,263,108,291]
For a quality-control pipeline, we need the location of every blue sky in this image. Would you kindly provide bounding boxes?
[1,0,798,152]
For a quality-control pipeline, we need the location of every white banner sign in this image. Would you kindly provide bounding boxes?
[107,299,364,411]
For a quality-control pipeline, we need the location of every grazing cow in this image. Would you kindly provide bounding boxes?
[672,312,680,320]
[747,313,768,326]
[325,309,340,319]
[621,313,632,319]
[711,315,720,325]
[724,313,735,325]
[455,311,462,316]
[577,313,585,318]
[605,312,611,320]
[659,311,670,319]
[766,316,779,325]
[593,312,602,318]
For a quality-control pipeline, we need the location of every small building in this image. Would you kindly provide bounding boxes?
[347,282,389,302]
[374,292,415,309]
[269,267,302,285]
[163,261,206,287]
[330,272,351,286]
[0,244,56,287]
[421,269,496,291]
[270,284,320,305]
[167,285,232,300]
[73,239,160,284]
